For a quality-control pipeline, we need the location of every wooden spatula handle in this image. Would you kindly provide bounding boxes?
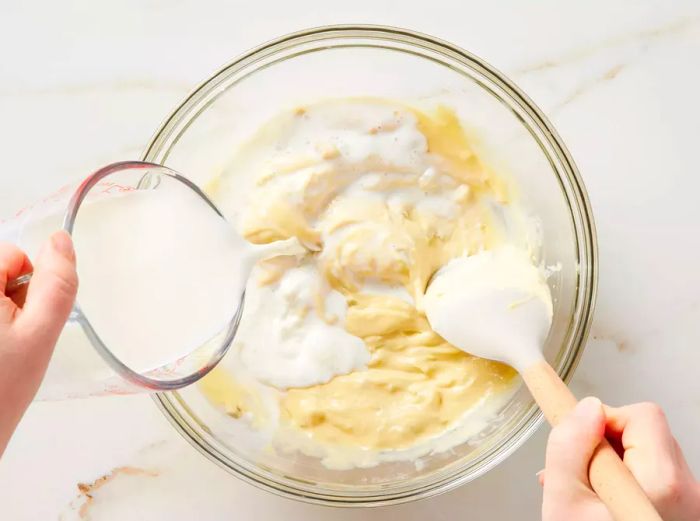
[522,360,662,521]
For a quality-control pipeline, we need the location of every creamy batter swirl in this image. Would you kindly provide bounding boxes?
[200,99,519,465]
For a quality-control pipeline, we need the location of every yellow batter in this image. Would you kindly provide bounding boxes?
[283,295,515,450]
[202,99,517,456]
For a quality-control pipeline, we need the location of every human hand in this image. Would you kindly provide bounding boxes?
[541,397,700,521]
[0,232,78,455]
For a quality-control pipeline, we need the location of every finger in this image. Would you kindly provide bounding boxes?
[0,243,33,322]
[15,231,78,353]
[603,402,687,512]
[0,243,33,294]
[604,402,675,453]
[545,397,606,487]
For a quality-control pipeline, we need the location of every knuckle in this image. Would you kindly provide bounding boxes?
[547,423,575,451]
[636,402,667,422]
[51,268,79,299]
[646,469,684,509]
[0,242,22,260]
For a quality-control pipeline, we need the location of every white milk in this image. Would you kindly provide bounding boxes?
[14,183,258,398]
[236,262,370,389]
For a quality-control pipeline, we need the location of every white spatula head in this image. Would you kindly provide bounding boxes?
[424,246,553,371]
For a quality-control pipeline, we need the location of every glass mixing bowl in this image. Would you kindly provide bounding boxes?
[143,25,597,506]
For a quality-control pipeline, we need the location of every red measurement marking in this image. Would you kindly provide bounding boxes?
[1,182,135,226]
[95,181,136,195]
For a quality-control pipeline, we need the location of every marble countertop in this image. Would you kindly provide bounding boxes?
[1,1,699,519]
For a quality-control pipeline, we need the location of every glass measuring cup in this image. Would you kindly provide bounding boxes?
[0,161,243,400]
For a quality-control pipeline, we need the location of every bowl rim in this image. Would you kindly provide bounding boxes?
[144,23,598,507]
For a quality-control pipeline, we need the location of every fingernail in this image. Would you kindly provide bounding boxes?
[575,396,602,418]
[50,231,75,260]
[535,469,545,486]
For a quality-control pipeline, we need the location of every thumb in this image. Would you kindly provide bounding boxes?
[15,231,78,353]
[545,396,606,488]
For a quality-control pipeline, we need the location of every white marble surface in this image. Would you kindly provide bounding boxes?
[1,1,700,519]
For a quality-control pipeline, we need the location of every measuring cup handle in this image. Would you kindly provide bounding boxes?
[6,272,80,323]
[6,272,33,294]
